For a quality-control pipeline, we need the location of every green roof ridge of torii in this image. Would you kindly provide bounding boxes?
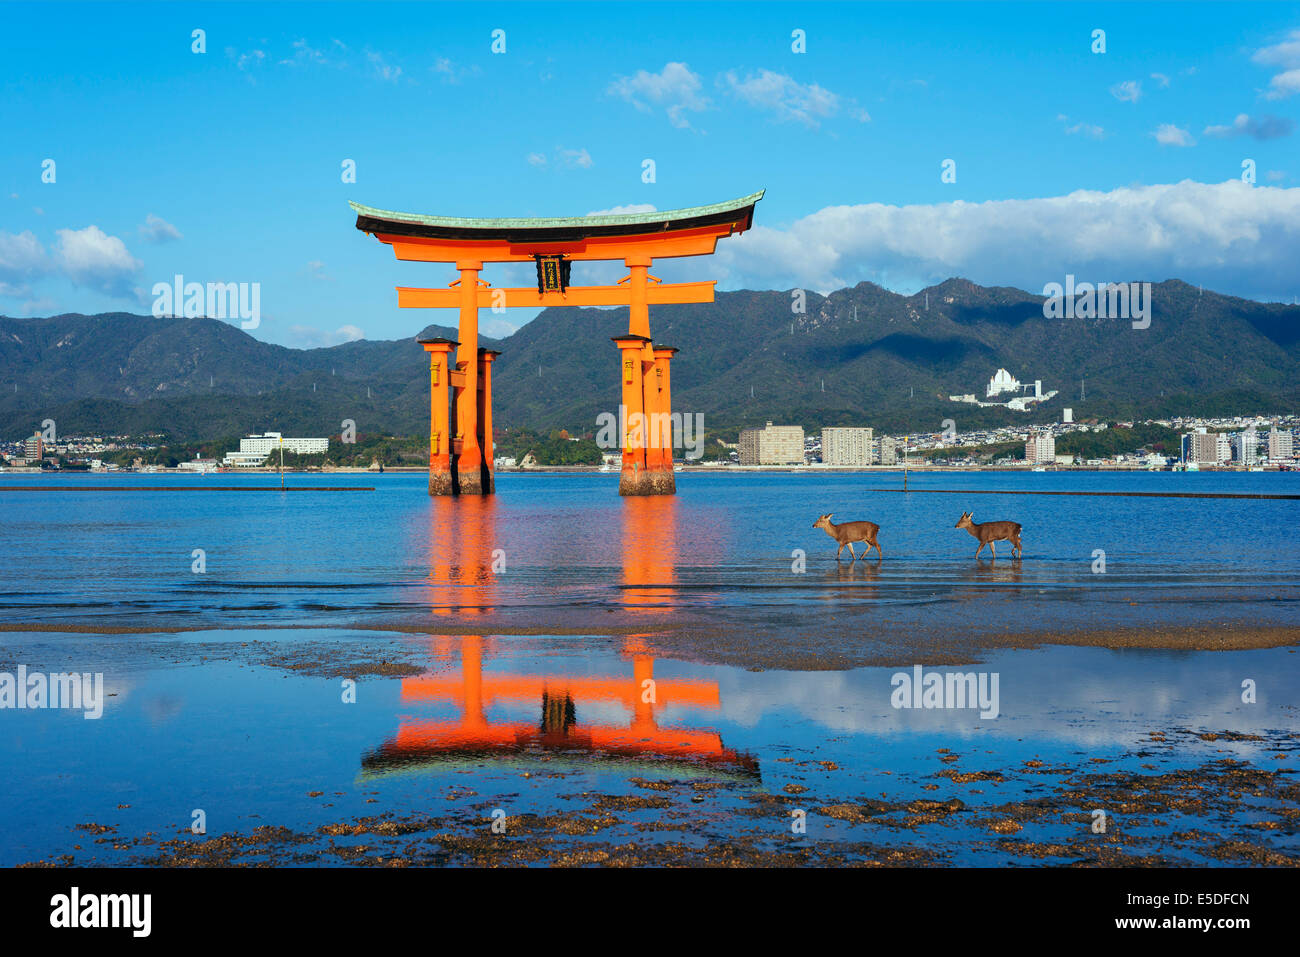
[349,190,764,231]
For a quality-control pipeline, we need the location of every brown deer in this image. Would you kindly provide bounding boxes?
[813,514,883,561]
[955,512,1022,559]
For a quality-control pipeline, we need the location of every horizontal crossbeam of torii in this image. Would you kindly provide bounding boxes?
[395,280,718,310]
[351,190,763,497]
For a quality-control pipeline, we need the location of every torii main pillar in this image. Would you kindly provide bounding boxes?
[351,191,763,497]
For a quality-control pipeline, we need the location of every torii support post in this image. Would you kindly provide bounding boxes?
[476,349,500,494]
[624,253,674,496]
[646,345,678,495]
[419,336,458,495]
[452,260,487,496]
[613,335,653,496]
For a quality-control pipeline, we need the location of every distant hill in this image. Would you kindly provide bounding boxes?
[2,279,1297,441]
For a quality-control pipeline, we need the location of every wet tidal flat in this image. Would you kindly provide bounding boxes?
[1,471,1297,866]
[1,632,1297,866]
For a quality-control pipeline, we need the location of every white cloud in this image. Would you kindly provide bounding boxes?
[1254,29,1300,99]
[431,57,478,84]
[720,69,869,127]
[1203,113,1294,140]
[481,316,521,339]
[586,204,657,216]
[279,38,329,67]
[16,296,57,316]
[608,62,710,129]
[226,47,266,72]
[366,50,402,82]
[1263,69,1300,100]
[1152,123,1195,147]
[53,225,142,298]
[138,213,182,243]
[711,179,1300,300]
[527,148,593,169]
[305,260,334,281]
[556,147,593,169]
[1058,114,1105,139]
[1110,80,1142,102]
[0,231,50,289]
[288,323,364,348]
[1150,72,1171,88]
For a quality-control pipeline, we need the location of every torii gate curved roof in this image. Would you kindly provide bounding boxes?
[350,190,764,243]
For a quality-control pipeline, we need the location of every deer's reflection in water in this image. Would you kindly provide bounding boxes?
[962,556,1026,587]
[819,555,882,603]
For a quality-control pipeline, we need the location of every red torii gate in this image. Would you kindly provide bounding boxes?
[351,192,763,496]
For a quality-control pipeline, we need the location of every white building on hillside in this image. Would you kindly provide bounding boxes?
[222,432,330,467]
[986,368,1021,398]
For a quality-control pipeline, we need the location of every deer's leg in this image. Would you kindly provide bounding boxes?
[990,541,996,559]
[974,542,983,559]
[847,542,857,561]
[836,543,844,561]
[874,540,883,559]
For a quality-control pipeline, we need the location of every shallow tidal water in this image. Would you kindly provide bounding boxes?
[1,470,1297,865]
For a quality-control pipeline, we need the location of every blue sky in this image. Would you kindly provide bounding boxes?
[2,1,1299,346]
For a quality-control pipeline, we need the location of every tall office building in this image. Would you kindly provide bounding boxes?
[1269,426,1294,462]
[1232,427,1258,465]
[738,422,806,465]
[876,436,897,466]
[1025,431,1056,464]
[1182,428,1229,466]
[822,427,874,466]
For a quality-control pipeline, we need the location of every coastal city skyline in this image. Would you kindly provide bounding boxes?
[7,411,1297,473]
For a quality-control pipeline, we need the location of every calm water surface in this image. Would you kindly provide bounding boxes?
[1,470,1297,629]
[1,471,1297,865]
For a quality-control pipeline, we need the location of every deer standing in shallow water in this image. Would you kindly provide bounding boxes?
[813,514,883,561]
[955,512,1022,559]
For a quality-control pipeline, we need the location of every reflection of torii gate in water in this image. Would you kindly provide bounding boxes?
[364,501,751,776]
[351,192,763,496]
[362,636,758,779]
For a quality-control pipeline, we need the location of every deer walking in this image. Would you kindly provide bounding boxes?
[955,512,1022,559]
[813,514,883,561]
